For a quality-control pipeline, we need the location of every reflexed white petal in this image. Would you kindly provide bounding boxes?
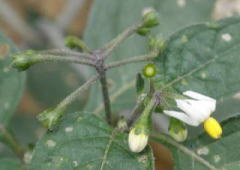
[176,99,197,116]
[183,91,216,102]
[163,110,200,126]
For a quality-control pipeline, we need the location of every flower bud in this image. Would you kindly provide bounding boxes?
[136,27,150,36]
[168,118,188,142]
[11,50,37,71]
[149,36,166,51]
[37,106,65,130]
[142,8,159,28]
[128,127,148,153]
[128,98,154,153]
[65,36,90,52]
[203,117,222,139]
[143,63,157,78]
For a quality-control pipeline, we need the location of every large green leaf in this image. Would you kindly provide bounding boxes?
[0,33,25,126]
[152,114,240,170]
[84,0,217,114]
[154,17,240,121]
[0,158,24,170]
[30,113,154,170]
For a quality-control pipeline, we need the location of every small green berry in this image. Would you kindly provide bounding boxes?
[143,63,157,78]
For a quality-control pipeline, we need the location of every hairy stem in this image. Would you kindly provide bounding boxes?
[151,135,218,170]
[127,99,145,127]
[99,71,112,125]
[58,74,99,109]
[43,49,95,60]
[0,126,24,160]
[105,52,158,70]
[99,21,144,59]
[32,54,95,67]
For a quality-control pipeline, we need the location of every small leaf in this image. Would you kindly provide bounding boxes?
[136,73,145,95]
[30,113,154,170]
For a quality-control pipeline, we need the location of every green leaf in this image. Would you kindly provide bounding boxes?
[154,17,240,120]
[84,0,217,114]
[153,114,240,170]
[30,113,154,170]
[0,33,25,126]
[0,159,24,170]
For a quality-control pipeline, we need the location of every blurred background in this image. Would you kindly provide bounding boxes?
[0,0,94,161]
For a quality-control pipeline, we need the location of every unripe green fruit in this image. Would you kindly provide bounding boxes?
[143,63,157,78]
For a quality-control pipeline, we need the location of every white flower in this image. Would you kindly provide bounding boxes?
[163,91,216,126]
[128,128,148,153]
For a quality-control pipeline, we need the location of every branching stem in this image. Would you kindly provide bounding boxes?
[34,54,95,67]
[105,51,158,70]
[58,74,100,109]
[99,21,144,59]
[43,49,95,60]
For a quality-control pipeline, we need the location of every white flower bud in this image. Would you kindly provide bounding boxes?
[128,128,148,153]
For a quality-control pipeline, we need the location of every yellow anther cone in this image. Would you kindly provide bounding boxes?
[204,117,222,139]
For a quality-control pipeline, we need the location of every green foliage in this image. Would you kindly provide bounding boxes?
[154,17,240,119]
[30,113,154,170]
[84,0,217,114]
[0,159,24,170]
[0,33,25,126]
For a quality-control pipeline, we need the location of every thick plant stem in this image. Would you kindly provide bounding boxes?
[99,21,144,59]
[99,71,112,125]
[0,126,24,160]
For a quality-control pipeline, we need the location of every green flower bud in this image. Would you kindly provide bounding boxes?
[136,73,145,95]
[143,63,157,78]
[136,27,151,36]
[37,106,65,130]
[65,36,91,52]
[142,8,159,28]
[149,36,166,51]
[11,50,37,71]
[168,118,188,142]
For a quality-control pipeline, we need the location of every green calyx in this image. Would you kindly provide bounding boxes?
[142,8,159,28]
[168,118,188,142]
[149,36,166,51]
[11,50,38,71]
[37,106,65,130]
[65,36,91,52]
[132,98,156,136]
